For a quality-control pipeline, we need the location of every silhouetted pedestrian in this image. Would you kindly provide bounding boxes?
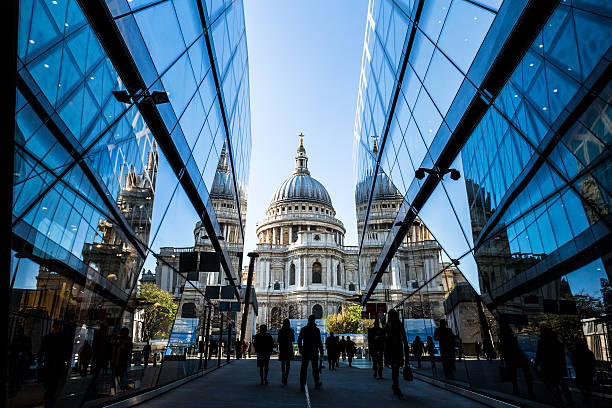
[536,326,572,405]
[339,336,347,361]
[412,336,424,369]
[475,341,481,360]
[39,322,72,405]
[434,319,455,379]
[143,341,151,368]
[384,309,409,399]
[571,339,595,404]
[325,332,338,370]
[368,317,385,378]
[346,336,356,367]
[499,324,534,398]
[79,340,92,376]
[278,319,295,385]
[8,325,32,394]
[110,327,133,392]
[298,315,324,391]
[426,335,436,368]
[254,324,274,385]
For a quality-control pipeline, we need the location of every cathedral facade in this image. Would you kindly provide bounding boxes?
[254,137,454,330]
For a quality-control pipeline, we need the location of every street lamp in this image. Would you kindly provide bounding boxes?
[112,90,170,105]
[415,167,460,181]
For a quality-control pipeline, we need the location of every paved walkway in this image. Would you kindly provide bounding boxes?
[142,358,488,407]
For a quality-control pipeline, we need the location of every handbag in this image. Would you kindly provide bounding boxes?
[403,364,414,381]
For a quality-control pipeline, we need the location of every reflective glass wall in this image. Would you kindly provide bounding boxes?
[355,0,611,406]
[11,0,250,406]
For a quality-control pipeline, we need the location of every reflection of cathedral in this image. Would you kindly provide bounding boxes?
[255,137,452,329]
[156,144,246,297]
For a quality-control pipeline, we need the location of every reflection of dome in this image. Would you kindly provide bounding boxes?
[269,136,333,208]
[355,170,402,205]
[355,138,402,205]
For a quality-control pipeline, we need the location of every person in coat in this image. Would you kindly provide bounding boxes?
[434,319,455,379]
[277,319,295,385]
[254,324,274,385]
[325,332,338,370]
[339,336,347,361]
[384,309,409,399]
[346,336,356,367]
[368,317,385,379]
[298,315,324,391]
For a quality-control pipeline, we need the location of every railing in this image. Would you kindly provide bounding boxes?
[256,213,345,226]
[255,243,359,252]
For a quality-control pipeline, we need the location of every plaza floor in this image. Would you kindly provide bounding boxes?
[141,358,488,408]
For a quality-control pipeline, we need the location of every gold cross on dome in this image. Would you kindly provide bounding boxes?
[298,132,304,146]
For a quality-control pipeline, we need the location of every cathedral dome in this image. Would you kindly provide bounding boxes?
[271,174,332,206]
[269,135,333,208]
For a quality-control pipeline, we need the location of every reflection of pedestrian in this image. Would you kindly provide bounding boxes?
[346,336,356,367]
[384,309,409,399]
[8,326,32,394]
[278,319,295,385]
[499,324,534,398]
[92,324,110,376]
[434,319,455,379]
[536,326,572,405]
[426,336,436,368]
[368,317,385,378]
[571,339,595,404]
[110,327,133,392]
[254,324,274,385]
[39,322,72,405]
[298,315,324,392]
[143,341,151,368]
[79,340,93,376]
[412,336,424,369]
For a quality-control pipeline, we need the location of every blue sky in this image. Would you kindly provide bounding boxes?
[242,0,369,256]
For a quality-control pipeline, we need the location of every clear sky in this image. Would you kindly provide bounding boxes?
[242,0,369,259]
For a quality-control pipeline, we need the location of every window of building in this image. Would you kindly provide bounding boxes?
[312,304,323,319]
[290,263,296,285]
[312,262,322,283]
[336,264,341,286]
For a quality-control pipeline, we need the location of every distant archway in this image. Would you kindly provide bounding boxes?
[312,304,323,319]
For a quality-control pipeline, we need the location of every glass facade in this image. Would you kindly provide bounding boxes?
[10,0,250,406]
[355,0,611,406]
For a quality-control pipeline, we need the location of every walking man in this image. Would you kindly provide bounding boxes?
[298,315,324,391]
[254,324,274,385]
[346,336,356,367]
